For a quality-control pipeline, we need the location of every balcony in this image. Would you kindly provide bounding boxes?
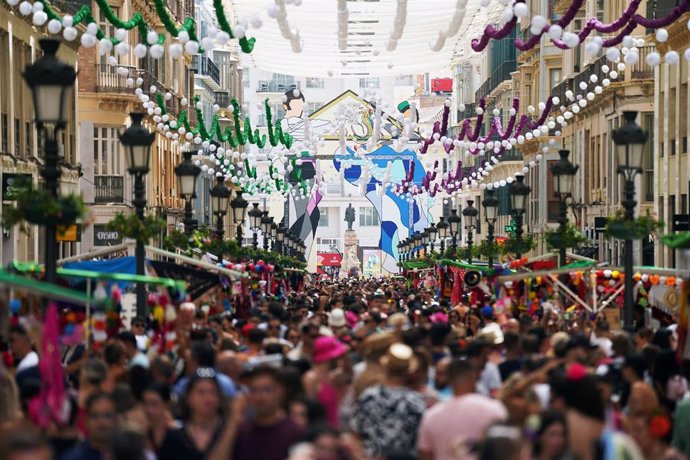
[475,60,516,102]
[257,81,301,93]
[550,78,573,110]
[630,45,655,80]
[94,175,124,204]
[191,56,221,90]
[214,91,232,107]
[95,64,137,94]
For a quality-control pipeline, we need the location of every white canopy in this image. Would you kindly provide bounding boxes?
[234,0,482,77]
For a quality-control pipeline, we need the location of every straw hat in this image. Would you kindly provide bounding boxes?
[380,343,418,375]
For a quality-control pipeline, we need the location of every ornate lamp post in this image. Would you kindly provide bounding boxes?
[463,200,478,264]
[209,176,231,242]
[421,230,430,254]
[276,222,287,254]
[175,149,201,235]
[23,39,76,284]
[509,174,531,259]
[248,203,262,249]
[427,223,437,254]
[120,112,155,318]
[270,221,278,251]
[230,191,248,244]
[436,217,449,254]
[260,211,272,251]
[613,111,647,332]
[482,190,499,268]
[448,209,461,252]
[551,149,579,268]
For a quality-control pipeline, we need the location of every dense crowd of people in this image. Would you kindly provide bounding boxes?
[1,277,690,460]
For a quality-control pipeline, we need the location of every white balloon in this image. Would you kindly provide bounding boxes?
[63,26,78,41]
[47,19,62,34]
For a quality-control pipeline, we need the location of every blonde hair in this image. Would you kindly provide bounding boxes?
[0,365,21,426]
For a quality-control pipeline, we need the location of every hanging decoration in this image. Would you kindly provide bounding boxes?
[430,0,471,51]
[8,0,255,55]
[267,0,303,53]
[472,0,690,53]
[387,0,408,51]
[337,0,348,51]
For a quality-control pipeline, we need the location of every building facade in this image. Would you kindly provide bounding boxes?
[0,2,80,265]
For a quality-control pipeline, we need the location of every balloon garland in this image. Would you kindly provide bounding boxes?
[472,0,690,53]
[337,0,348,51]
[8,0,255,54]
[430,0,471,51]
[267,0,303,53]
[387,0,408,51]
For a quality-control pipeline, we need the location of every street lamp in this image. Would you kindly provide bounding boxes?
[261,211,272,251]
[230,191,248,244]
[448,209,461,252]
[509,174,531,259]
[421,230,430,254]
[276,222,287,254]
[120,112,155,318]
[175,149,201,235]
[436,217,449,254]
[248,203,262,249]
[551,149,579,268]
[463,200,478,264]
[23,39,77,285]
[613,111,647,332]
[413,231,422,259]
[427,223,437,254]
[482,190,499,268]
[270,221,278,251]
[210,176,231,242]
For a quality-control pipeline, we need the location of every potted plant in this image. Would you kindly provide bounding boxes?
[544,223,587,250]
[107,213,166,243]
[605,211,663,240]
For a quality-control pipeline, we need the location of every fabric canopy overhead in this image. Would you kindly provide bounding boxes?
[234,0,479,77]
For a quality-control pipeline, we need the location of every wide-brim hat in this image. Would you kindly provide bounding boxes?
[313,336,348,364]
[380,343,418,375]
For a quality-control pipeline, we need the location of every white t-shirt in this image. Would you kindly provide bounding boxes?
[16,351,39,372]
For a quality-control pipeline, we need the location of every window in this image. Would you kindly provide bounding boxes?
[359,78,380,88]
[573,20,582,72]
[1,113,8,152]
[596,0,605,21]
[25,121,31,158]
[14,118,20,157]
[97,6,120,65]
[305,77,324,88]
[317,237,340,252]
[359,207,380,226]
[682,194,688,214]
[549,68,562,91]
[271,73,295,87]
[318,208,329,227]
[93,126,122,175]
[442,200,452,217]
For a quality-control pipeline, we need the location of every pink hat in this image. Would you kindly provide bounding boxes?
[313,336,348,364]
